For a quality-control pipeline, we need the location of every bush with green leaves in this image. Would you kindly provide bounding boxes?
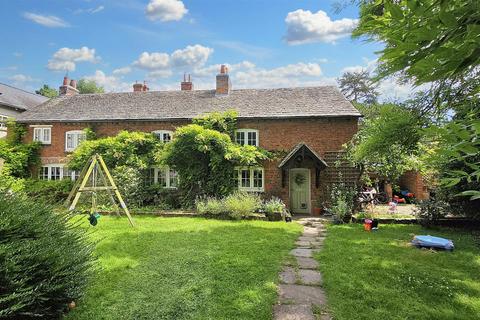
[0,192,95,319]
[195,192,262,219]
[414,197,451,228]
[328,183,357,221]
[263,197,286,214]
[23,179,74,204]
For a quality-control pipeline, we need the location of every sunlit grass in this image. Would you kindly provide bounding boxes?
[317,223,480,320]
[66,216,301,320]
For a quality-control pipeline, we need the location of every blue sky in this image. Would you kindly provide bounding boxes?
[0,0,410,99]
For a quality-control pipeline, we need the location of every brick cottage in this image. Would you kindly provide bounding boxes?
[16,66,363,214]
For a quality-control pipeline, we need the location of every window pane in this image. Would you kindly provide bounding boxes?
[247,131,257,146]
[236,132,245,145]
[39,167,49,180]
[43,128,50,142]
[158,168,167,187]
[163,133,171,142]
[143,168,155,185]
[253,169,263,188]
[78,133,86,145]
[34,128,41,141]
[241,169,250,187]
[51,167,61,180]
[66,134,73,149]
[64,168,72,180]
[169,169,178,188]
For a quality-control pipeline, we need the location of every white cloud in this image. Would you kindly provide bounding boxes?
[234,62,328,88]
[145,0,187,22]
[75,6,105,14]
[285,9,358,45]
[84,70,131,92]
[23,12,69,28]
[112,66,132,75]
[147,69,173,79]
[9,74,35,83]
[171,45,213,68]
[133,52,170,70]
[132,44,213,72]
[47,47,100,72]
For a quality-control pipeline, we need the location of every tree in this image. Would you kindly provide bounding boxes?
[354,0,480,203]
[35,84,58,98]
[337,70,379,104]
[347,104,422,183]
[77,79,105,94]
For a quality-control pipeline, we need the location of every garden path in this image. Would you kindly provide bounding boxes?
[273,217,332,320]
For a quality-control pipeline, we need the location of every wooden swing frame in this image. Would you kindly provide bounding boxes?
[64,154,135,227]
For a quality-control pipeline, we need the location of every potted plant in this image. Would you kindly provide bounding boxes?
[264,197,285,221]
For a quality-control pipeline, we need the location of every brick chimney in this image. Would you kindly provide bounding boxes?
[216,65,231,95]
[133,81,143,92]
[59,76,79,96]
[143,81,149,92]
[181,73,193,91]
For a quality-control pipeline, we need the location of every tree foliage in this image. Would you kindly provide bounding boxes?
[337,70,379,104]
[0,192,95,319]
[348,104,422,182]
[77,79,105,94]
[161,112,271,206]
[35,84,58,98]
[68,130,164,170]
[354,0,480,205]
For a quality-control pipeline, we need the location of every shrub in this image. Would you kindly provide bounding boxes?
[143,184,182,210]
[224,192,262,219]
[264,197,285,214]
[112,166,144,207]
[414,197,450,228]
[196,192,262,219]
[0,192,95,319]
[328,183,357,222]
[196,197,225,215]
[23,179,74,204]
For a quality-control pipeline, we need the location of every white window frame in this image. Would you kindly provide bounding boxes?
[38,164,78,181]
[65,130,86,152]
[152,130,173,143]
[144,166,178,189]
[0,115,8,129]
[32,125,52,144]
[234,167,264,192]
[235,129,259,146]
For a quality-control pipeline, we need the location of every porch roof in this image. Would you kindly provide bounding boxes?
[278,143,328,169]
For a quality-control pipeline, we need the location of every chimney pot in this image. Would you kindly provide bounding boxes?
[59,76,79,96]
[63,76,69,86]
[70,79,76,89]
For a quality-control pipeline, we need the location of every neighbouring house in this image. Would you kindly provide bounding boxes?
[15,67,363,214]
[0,83,47,138]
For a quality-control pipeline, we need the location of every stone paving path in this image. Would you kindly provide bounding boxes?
[273,217,332,320]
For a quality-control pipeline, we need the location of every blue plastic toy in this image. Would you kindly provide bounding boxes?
[412,235,454,251]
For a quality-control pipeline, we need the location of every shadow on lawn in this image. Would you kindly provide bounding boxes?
[67,217,300,320]
[317,224,480,320]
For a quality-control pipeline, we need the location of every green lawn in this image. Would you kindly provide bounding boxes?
[66,216,301,320]
[317,224,480,320]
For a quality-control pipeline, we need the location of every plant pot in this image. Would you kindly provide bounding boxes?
[266,212,283,221]
[313,207,322,216]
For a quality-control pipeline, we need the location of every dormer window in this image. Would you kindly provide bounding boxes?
[235,129,259,146]
[65,130,86,152]
[152,130,173,143]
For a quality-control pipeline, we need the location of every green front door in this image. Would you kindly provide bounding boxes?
[289,168,311,214]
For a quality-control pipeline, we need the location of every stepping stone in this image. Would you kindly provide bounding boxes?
[278,284,327,305]
[303,230,319,237]
[296,257,319,269]
[295,240,312,247]
[310,241,323,248]
[299,269,322,285]
[273,304,315,320]
[279,267,296,284]
[298,236,317,242]
[290,248,313,257]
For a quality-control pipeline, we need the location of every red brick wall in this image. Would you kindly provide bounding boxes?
[25,117,358,213]
[398,170,430,200]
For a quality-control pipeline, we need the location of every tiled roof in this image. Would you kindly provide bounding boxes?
[0,83,48,111]
[17,86,361,122]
